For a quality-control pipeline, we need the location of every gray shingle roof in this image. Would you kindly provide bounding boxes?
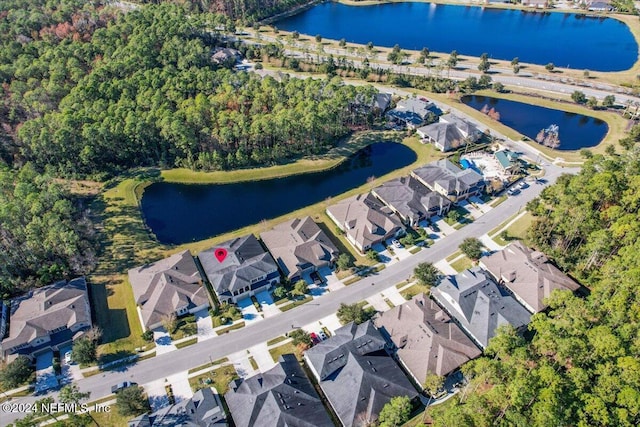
[128,387,225,426]
[411,159,484,196]
[375,293,481,380]
[305,322,418,427]
[199,234,279,297]
[326,193,403,251]
[431,267,531,348]
[372,176,451,224]
[260,216,339,280]
[2,278,92,353]
[417,122,466,152]
[479,242,581,313]
[128,250,208,329]
[225,354,333,427]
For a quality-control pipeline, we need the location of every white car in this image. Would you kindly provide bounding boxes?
[392,239,402,248]
[64,351,72,364]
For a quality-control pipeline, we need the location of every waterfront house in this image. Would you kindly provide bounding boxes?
[386,97,437,129]
[479,242,581,313]
[326,193,404,253]
[128,250,210,331]
[305,321,418,427]
[1,278,92,361]
[199,234,280,304]
[411,159,485,203]
[128,387,226,426]
[375,293,481,386]
[372,176,451,226]
[260,216,339,282]
[431,267,531,349]
[417,114,481,152]
[225,354,333,427]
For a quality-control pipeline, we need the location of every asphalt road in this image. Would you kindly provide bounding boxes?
[1,154,576,424]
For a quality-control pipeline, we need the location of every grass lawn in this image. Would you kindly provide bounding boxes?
[450,255,473,273]
[266,336,288,346]
[409,246,422,254]
[277,295,313,312]
[188,357,229,375]
[269,342,301,362]
[91,405,131,427]
[189,365,238,394]
[343,276,362,286]
[445,250,462,263]
[401,283,431,300]
[493,212,535,246]
[170,315,198,340]
[216,321,245,335]
[175,337,198,349]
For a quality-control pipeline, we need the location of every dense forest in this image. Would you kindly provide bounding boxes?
[430,147,640,426]
[0,164,94,298]
[3,2,376,178]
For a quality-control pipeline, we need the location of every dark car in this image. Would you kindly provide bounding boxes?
[111,381,137,394]
[310,332,320,345]
[309,271,324,285]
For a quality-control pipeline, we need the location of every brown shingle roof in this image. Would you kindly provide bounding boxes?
[375,293,481,381]
[128,250,207,329]
[479,242,581,313]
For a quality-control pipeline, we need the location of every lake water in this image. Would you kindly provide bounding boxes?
[461,95,608,150]
[275,2,637,71]
[141,142,417,244]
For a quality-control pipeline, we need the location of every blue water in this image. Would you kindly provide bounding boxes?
[275,2,637,71]
[141,142,417,244]
[461,95,608,150]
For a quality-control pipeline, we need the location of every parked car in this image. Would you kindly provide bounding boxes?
[310,332,320,345]
[111,381,137,394]
[392,239,402,248]
[428,222,439,232]
[518,181,529,189]
[318,330,328,341]
[310,271,324,285]
[64,351,72,364]
[507,188,520,196]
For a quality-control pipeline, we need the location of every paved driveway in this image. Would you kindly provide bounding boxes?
[154,328,177,355]
[367,293,390,312]
[35,351,58,393]
[237,297,263,324]
[256,290,280,318]
[144,378,170,411]
[372,243,395,264]
[167,372,193,403]
[249,343,276,371]
[384,286,407,306]
[195,309,217,341]
[58,344,83,385]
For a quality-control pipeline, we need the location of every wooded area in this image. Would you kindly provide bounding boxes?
[2,2,375,178]
[429,148,640,426]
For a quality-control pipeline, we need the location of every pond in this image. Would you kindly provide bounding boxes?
[275,2,637,71]
[141,142,417,244]
[461,95,608,150]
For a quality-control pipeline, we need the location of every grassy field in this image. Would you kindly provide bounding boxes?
[268,342,301,362]
[91,405,131,427]
[492,212,535,246]
[450,255,473,273]
[400,283,431,300]
[189,365,238,394]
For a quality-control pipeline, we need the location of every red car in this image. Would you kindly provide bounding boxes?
[310,332,320,345]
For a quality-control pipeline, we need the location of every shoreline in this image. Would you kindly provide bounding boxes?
[262,0,640,81]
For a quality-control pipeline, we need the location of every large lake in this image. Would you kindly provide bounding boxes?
[275,2,638,71]
[461,95,608,150]
[141,142,417,244]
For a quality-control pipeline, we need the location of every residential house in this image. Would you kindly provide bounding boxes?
[260,216,339,282]
[411,159,485,203]
[479,242,581,313]
[225,354,333,427]
[522,0,547,7]
[372,176,451,226]
[199,234,280,304]
[375,293,481,385]
[128,250,210,331]
[386,97,437,129]
[431,267,531,349]
[326,193,404,253]
[128,387,226,426]
[494,149,520,175]
[211,47,241,65]
[354,92,392,115]
[417,114,482,152]
[587,0,612,11]
[305,321,418,427]
[1,278,92,360]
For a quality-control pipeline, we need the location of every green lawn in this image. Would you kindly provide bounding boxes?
[344,276,362,286]
[216,321,245,335]
[171,314,198,340]
[445,250,462,263]
[450,255,473,273]
[175,337,198,349]
[91,405,132,427]
[188,357,229,374]
[266,336,288,346]
[189,365,238,394]
[278,295,313,312]
[269,342,301,362]
[493,212,535,246]
[401,283,431,300]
